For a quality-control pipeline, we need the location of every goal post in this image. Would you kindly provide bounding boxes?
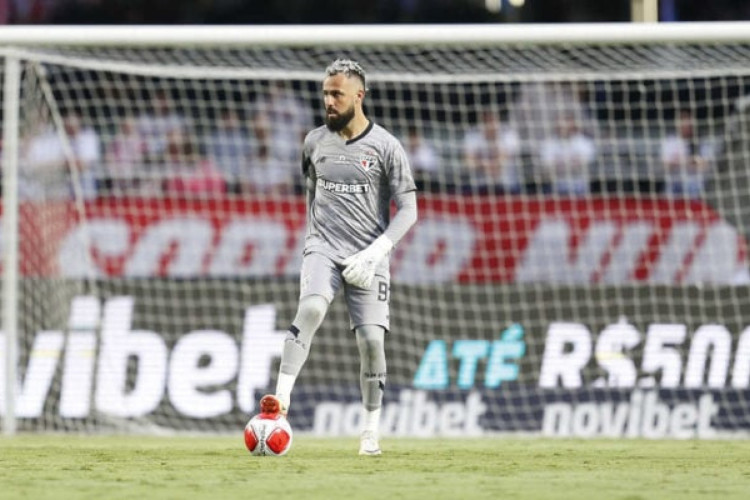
[1,22,750,45]
[3,22,750,438]
[2,53,21,436]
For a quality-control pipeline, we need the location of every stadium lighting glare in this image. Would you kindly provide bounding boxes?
[509,0,526,7]
[485,0,502,14]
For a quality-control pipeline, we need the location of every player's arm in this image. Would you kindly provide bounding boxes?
[301,142,316,211]
[305,169,316,210]
[384,190,418,245]
[343,136,418,289]
[384,138,419,246]
[342,190,417,289]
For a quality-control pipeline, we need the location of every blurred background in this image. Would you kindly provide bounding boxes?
[5,0,750,437]
[1,0,749,25]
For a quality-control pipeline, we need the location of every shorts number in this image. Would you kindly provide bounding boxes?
[377,281,389,302]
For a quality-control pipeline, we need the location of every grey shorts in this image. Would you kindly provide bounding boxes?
[299,252,390,331]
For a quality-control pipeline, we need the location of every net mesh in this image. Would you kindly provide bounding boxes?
[2,37,750,437]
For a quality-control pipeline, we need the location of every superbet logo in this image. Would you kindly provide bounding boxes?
[515,217,745,284]
[52,213,473,283]
[8,197,747,285]
[39,200,475,284]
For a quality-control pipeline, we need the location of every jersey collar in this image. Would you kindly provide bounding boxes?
[345,120,374,145]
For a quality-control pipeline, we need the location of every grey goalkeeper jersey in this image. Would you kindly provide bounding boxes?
[302,121,417,262]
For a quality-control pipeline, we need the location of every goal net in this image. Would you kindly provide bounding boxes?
[3,24,750,438]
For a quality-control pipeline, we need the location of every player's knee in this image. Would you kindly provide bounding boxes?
[296,307,324,329]
[364,336,384,355]
[295,295,328,328]
[356,326,385,360]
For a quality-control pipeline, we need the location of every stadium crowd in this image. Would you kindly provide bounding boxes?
[12,80,721,201]
[2,0,744,201]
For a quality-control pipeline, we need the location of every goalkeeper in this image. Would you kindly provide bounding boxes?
[261,59,417,456]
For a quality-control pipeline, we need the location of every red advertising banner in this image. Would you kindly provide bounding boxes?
[9,196,747,284]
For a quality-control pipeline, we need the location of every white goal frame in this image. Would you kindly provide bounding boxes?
[4,21,750,436]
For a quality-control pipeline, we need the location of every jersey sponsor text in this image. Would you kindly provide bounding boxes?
[317,179,371,193]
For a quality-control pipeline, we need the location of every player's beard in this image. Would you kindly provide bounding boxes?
[325,105,355,132]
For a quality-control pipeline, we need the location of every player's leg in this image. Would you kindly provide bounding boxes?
[355,324,386,456]
[267,252,341,414]
[345,263,389,455]
[274,294,329,411]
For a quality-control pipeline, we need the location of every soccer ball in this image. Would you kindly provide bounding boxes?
[244,412,293,456]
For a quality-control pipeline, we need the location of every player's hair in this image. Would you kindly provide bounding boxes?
[325,59,368,91]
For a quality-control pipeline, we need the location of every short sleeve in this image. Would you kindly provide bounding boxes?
[301,133,313,177]
[388,140,417,196]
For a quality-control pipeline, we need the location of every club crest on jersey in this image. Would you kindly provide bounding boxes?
[359,153,378,171]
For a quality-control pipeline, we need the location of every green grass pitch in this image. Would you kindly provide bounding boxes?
[1,436,748,500]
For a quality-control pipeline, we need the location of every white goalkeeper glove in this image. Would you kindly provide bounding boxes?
[342,235,394,289]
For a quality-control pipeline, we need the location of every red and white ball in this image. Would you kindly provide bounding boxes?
[244,413,293,456]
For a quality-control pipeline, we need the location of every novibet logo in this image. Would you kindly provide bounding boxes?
[0,296,287,419]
